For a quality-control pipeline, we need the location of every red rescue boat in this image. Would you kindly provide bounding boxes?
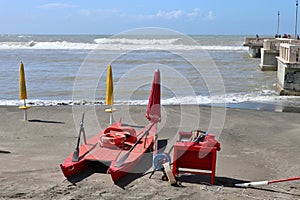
[60,120,156,182]
[60,69,161,182]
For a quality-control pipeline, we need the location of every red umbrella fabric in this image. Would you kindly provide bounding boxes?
[146,69,161,123]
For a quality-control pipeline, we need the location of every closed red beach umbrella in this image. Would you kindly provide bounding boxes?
[146,69,161,123]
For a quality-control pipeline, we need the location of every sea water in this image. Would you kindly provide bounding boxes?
[0,33,300,112]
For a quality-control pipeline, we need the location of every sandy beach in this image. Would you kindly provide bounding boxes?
[0,105,299,200]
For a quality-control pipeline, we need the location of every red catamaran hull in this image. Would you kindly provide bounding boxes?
[108,134,155,182]
[60,122,156,182]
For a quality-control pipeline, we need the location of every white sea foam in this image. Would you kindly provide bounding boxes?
[0,39,247,51]
[94,38,180,45]
[0,99,98,106]
[2,93,300,107]
[0,41,98,50]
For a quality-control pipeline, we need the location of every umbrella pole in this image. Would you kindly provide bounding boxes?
[105,106,116,125]
[109,112,112,125]
[235,176,300,187]
[109,106,114,125]
[23,99,27,121]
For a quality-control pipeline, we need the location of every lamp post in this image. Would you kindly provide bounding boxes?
[295,0,299,38]
[277,11,280,35]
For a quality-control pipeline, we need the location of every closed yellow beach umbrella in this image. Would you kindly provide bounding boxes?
[106,65,113,105]
[105,65,116,124]
[20,62,27,100]
[19,61,30,120]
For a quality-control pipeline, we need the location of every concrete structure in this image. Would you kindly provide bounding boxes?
[243,37,273,58]
[259,39,280,71]
[243,37,264,58]
[276,43,300,95]
[259,38,300,71]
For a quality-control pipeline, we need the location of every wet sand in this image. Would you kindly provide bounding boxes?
[0,105,299,199]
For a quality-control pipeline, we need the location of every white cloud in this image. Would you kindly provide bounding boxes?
[207,11,214,20]
[137,8,213,21]
[155,10,183,19]
[187,8,201,18]
[79,8,122,17]
[39,3,76,9]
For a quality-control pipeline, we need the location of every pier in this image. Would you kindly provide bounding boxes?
[259,38,298,71]
[244,36,300,95]
[244,37,300,71]
[243,37,272,58]
[259,39,280,71]
[276,43,300,95]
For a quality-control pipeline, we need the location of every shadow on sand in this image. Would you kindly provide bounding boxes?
[29,119,64,124]
[0,150,11,154]
[63,155,299,197]
[176,174,246,187]
[66,161,109,184]
[113,151,153,189]
[66,151,153,189]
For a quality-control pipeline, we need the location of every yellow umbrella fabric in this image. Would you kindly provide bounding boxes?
[19,61,30,120]
[19,62,27,100]
[105,65,116,124]
[106,65,113,105]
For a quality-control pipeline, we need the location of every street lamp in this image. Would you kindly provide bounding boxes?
[295,0,299,38]
[277,11,280,35]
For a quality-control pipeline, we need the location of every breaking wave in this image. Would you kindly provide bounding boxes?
[0,38,247,51]
[2,92,300,108]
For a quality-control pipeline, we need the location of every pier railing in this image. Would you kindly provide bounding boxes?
[243,37,264,46]
[279,43,300,63]
[243,37,273,47]
[263,39,280,50]
[264,38,300,51]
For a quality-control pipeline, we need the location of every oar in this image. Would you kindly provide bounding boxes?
[235,176,300,187]
[115,122,155,167]
[72,112,85,162]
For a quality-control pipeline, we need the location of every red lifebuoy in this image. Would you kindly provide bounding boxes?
[99,132,126,149]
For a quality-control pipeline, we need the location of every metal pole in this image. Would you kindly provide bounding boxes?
[296,0,299,38]
[23,99,27,121]
[109,106,114,125]
[277,11,280,35]
[110,112,113,125]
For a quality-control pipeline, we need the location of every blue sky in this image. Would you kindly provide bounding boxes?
[0,0,299,35]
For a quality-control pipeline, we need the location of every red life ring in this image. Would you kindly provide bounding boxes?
[99,132,126,149]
